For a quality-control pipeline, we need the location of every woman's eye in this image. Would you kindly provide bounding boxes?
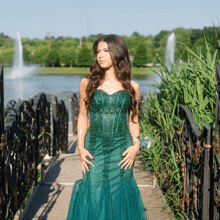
[105,50,109,52]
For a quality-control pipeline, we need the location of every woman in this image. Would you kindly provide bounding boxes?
[66,34,148,220]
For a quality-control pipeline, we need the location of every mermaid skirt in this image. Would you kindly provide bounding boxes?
[66,128,148,220]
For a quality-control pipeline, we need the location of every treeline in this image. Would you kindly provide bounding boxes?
[0,26,220,67]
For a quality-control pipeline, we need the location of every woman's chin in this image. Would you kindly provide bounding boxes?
[100,65,113,70]
[100,64,107,69]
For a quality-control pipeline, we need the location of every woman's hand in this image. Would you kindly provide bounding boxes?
[79,148,95,173]
[118,142,140,170]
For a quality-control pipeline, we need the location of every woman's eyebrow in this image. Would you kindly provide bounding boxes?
[97,48,108,50]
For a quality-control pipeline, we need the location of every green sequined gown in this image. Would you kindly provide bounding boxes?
[66,89,148,220]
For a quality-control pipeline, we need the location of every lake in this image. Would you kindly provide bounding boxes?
[4,71,161,122]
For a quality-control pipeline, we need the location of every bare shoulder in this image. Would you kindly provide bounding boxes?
[131,80,140,93]
[79,77,90,116]
[79,77,90,92]
[80,77,90,88]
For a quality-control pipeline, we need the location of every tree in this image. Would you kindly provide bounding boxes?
[44,31,55,40]
[190,29,203,47]
[59,47,76,67]
[145,39,154,63]
[77,43,94,67]
[32,45,50,67]
[154,30,170,48]
[47,49,59,67]
[192,37,215,58]
[23,45,32,64]
[131,31,140,37]
[88,33,104,43]
[0,33,10,47]
[0,48,14,66]
[133,43,148,67]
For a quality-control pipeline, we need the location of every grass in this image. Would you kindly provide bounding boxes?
[4,66,159,75]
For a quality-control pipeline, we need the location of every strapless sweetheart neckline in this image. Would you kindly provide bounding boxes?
[96,89,129,96]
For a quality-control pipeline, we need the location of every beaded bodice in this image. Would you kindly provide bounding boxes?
[88,89,131,137]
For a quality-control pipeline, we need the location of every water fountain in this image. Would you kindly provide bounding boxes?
[9,32,38,80]
[150,33,176,90]
[146,32,176,101]
[5,32,39,100]
[164,32,176,72]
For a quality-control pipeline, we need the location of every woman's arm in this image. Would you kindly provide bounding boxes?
[118,81,141,170]
[77,78,95,173]
[128,81,141,147]
[77,78,89,151]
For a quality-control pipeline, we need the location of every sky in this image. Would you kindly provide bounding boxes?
[1,0,220,39]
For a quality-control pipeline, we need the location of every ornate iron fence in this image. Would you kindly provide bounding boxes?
[174,105,213,219]
[0,65,69,219]
[138,65,220,219]
[153,88,214,219]
[214,64,220,219]
[0,64,4,137]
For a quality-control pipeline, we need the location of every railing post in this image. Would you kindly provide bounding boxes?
[52,96,58,156]
[202,126,213,220]
[0,64,5,219]
[0,64,4,137]
[214,64,220,219]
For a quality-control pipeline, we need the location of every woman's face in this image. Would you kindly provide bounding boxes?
[97,41,113,69]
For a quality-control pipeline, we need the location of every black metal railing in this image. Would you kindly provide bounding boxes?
[138,65,220,219]
[0,65,70,219]
[146,101,213,219]
[175,105,213,220]
[213,64,220,219]
[0,64,4,137]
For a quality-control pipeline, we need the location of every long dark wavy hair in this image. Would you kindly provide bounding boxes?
[84,34,138,124]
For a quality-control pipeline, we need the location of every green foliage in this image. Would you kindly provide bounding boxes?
[0,25,220,67]
[154,30,170,48]
[77,43,94,67]
[47,49,59,67]
[0,33,11,47]
[0,47,14,65]
[88,33,104,43]
[174,33,191,61]
[192,37,215,57]
[138,36,217,218]
[190,29,204,47]
[3,38,14,48]
[157,40,216,129]
[32,44,50,65]
[22,45,33,64]
[131,31,141,37]
[62,39,79,49]
[59,47,76,67]
[133,43,148,67]
[22,37,38,47]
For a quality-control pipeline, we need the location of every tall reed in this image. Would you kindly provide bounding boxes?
[138,37,217,219]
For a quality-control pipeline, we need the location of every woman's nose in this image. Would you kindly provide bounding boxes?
[98,54,104,60]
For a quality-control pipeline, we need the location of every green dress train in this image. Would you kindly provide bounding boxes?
[66,89,148,220]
